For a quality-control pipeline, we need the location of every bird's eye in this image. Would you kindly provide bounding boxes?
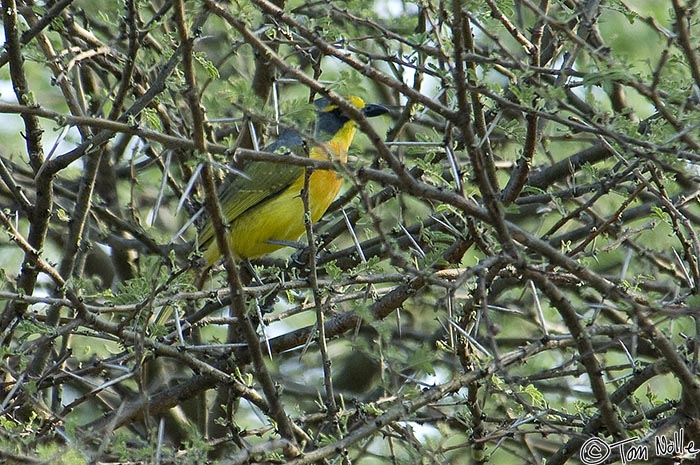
[334,108,350,122]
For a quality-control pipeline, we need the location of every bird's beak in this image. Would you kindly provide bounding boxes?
[363,104,389,118]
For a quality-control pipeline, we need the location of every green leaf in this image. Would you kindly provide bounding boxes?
[194,52,220,80]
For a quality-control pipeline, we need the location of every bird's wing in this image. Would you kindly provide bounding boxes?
[198,129,307,246]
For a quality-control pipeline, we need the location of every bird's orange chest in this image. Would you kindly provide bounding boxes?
[304,126,354,218]
[305,169,344,221]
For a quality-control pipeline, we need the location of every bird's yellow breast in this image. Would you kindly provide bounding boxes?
[203,122,356,262]
[206,170,342,260]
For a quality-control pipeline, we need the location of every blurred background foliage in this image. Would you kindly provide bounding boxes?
[1,0,700,464]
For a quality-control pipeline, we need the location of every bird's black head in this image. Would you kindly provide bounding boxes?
[314,96,388,138]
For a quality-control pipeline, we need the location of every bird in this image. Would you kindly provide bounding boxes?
[198,96,388,265]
